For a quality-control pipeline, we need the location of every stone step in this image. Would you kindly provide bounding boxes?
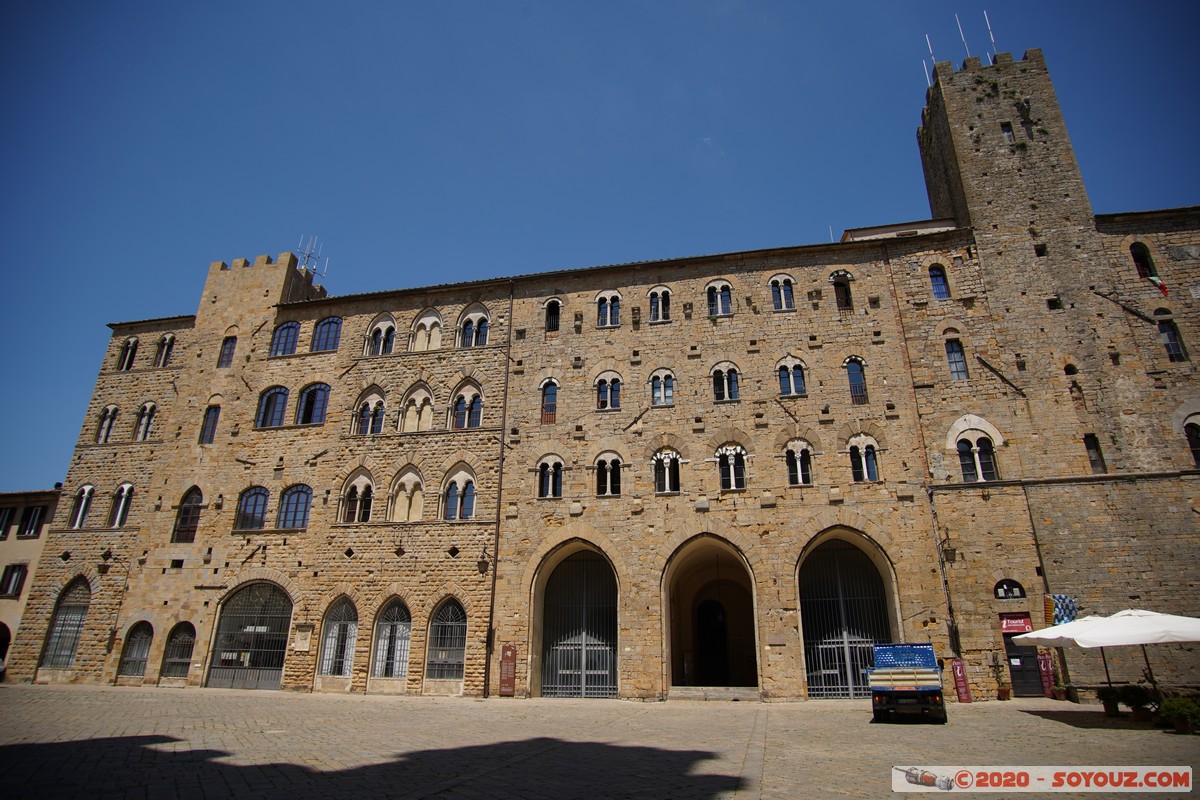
[668,686,761,702]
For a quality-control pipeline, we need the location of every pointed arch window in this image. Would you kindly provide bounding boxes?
[319,598,358,677]
[96,406,119,444]
[426,600,467,680]
[278,485,311,529]
[357,399,385,435]
[270,322,299,356]
[443,476,476,520]
[40,579,91,669]
[172,488,203,543]
[343,484,373,523]
[367,322,396,356]
[234,487,269,530]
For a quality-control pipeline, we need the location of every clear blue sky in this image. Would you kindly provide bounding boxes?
[2,1,1198,491]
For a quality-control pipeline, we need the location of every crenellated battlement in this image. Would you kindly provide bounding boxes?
[931,48,1044,85]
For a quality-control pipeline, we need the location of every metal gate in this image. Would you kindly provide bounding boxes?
[541,551,617,698]
[207,583,293,690]
[799,540,891,698]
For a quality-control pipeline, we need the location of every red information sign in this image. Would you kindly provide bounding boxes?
[951,657,972,703]
[1037,651,1055,697]
[499,644,517,697]
[999,612,1033,633]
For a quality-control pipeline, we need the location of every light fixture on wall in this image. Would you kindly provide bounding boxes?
[477,545,491,574]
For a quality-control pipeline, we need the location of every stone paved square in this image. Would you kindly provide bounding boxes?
[0,685,1195,799]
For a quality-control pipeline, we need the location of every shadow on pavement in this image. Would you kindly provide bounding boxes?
[1019,709,1165,731]
[0,733,742,799]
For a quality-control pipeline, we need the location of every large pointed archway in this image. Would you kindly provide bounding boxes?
[207,582,293,690]
[665,536,757,689]
[534,546,619,698]
[797,535,896,698]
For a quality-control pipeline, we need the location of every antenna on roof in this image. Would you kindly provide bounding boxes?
[829,225,835,243]
[925,34,936,66]
[922,59,931,88]
[955,14,971,59]
[297,235,329,280]
[984,10,997,64]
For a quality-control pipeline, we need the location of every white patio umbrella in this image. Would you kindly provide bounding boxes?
[1070,609,1200,695]
[1013,615,1116,686]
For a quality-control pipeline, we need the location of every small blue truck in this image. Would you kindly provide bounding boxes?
[868,643,947,723]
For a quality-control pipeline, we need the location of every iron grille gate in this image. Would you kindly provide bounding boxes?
[799,541,891,698]
[541,551,618,698]
[208,583,293,690]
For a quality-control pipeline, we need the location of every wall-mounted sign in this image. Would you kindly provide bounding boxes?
[999,612,1033,633]
[499,644,517,697]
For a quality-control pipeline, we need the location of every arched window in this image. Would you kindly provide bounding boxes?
[278,485,312,529]
[786,444,813,486]
[651,371,675,407]
[372,600,411,679]
[451,388,483,429]
[596,454,622,496]
[770,276,795,311]
[399,385,434,432]
[108,483,134,528]
[270,322,300,356]
[653,450,681,494]
[1084,433,1107,474]
[134,403,156,441]
[343,480,374,523]
[596,292,621,327]
[716,444,747,491]
[545,299,561,333]
[538,459,564,499]
[199,405,220,444]
[426,599,467,680]
[216,336,237,368]
[160,622,196,678]
[234,487,269,530]
[154,334,175,368]
[1186,422,1200,467]
[172,488,203,543]
[832,272,854,311]
[410,309,444,352]
[929,265,950,299]
[442,468,477,520]
[459,309,490,347]
[366,318,396,356]
[296,383,330,425]
[849,437,879,482]
[945,339,969,380]
[390,468,424,522]
[116,338,138,371]
[541,381,558,424]
[846,359,868,404]
[356,392,386,435]
[706,282,733,316]
[596,374,621,410]
[711,365,740,402]
[957,436,999,482]
[311,317,342,352]
[319,598,358,677]
[255,387,289,428]
[117,622,153,677]
[649,288,671,322]
[778,360,806,396]
[994,579,1026,600]
[69,485,94,529]
[475,318,489,345]
[1131,243,1158,279]
[96,406,119,444]
[1155,309,1188,362]
[40,578,91,668]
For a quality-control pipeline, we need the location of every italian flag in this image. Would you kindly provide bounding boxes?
[1148,276,1169,297]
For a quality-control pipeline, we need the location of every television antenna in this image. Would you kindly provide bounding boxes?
[984,10,998,64]
[297,234,330,280]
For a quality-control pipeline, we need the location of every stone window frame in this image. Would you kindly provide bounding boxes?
[441,465,478,521]
[594,370,623,411]
[535,454,566,500]
[595,290,622,329]
[846,433,881,483]
[410,308,444,352]
[457,304,491,348]
[710,361,741,403]
[311,317,343,353]
[704,279,734,318]
[269,322,300,357]
[364,313,398,357]
[647,285,672,323]
[389,466,425,522]
[946,414,1006,484]
[768,273,796,312]
[649,368,676,408]
[116,337,139,371]
[776,355,808,397]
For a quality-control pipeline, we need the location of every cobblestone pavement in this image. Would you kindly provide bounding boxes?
[0,685,1195,799]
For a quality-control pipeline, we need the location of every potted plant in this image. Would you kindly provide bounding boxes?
[1119,684,1156,722]
[1159,697,1200,735]
[1052,680,1068,701]
[1096,686,1122,717]
[990,658,1011,700]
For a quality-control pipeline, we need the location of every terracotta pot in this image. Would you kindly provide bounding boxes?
[1052,689,1067,701]
[997,687,1011,701]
